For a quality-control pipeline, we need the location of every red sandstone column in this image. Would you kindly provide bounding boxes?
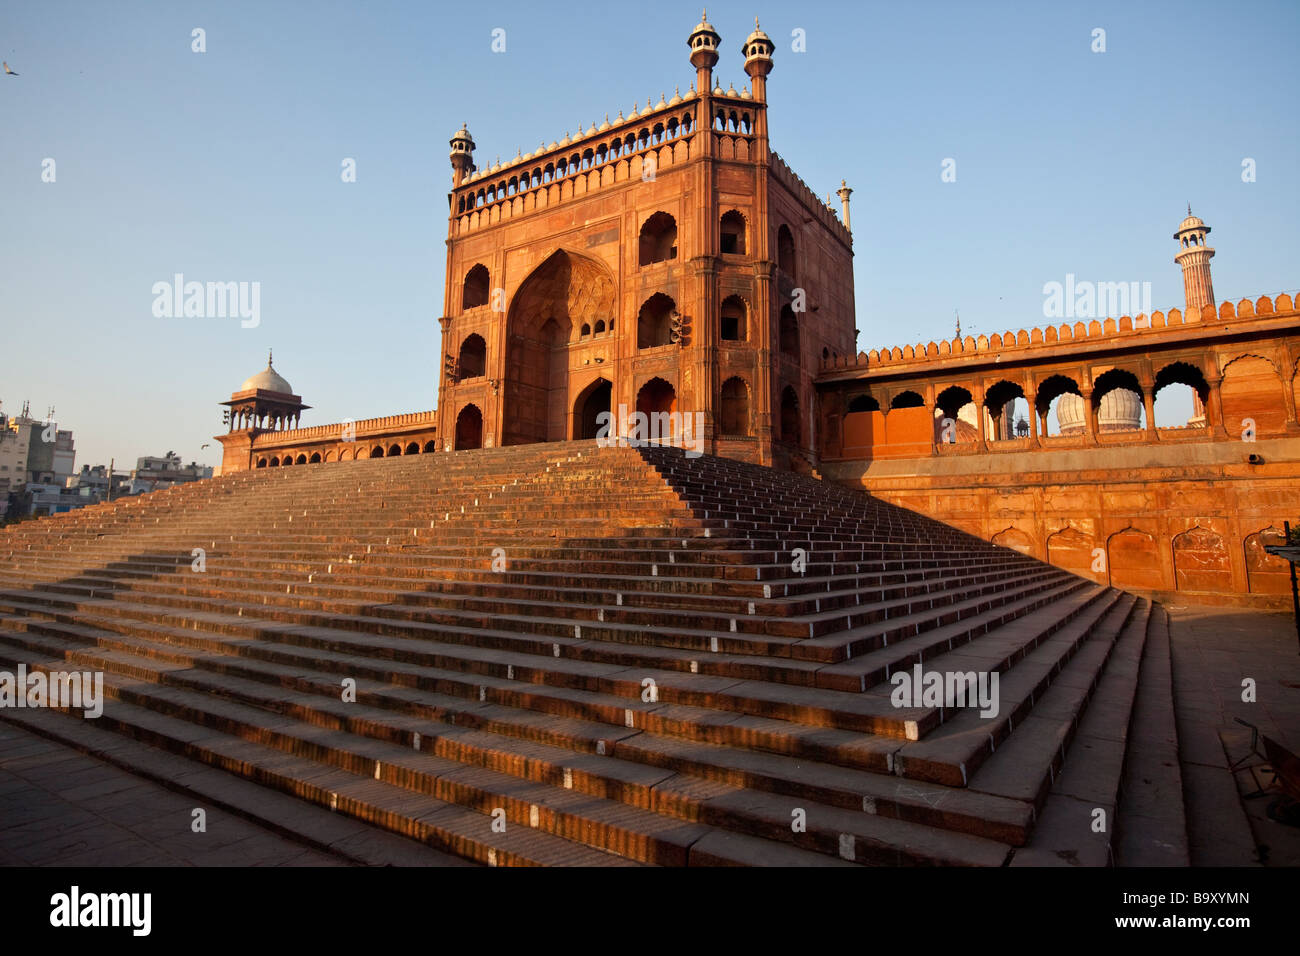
[1206,375,1230,440]
[1081,388,1098,445]
[972,382,987,452]
[1026,390,1040,448]
[924,383,937,455]
[1278,346,1300,432]
[1141,384,1158,442]
[753,260,775,465]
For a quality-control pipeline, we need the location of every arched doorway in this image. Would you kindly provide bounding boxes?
[635,377,678,443]
[503,249,616,445]
[780,386,800,444]
[455,404,483,450]
[575,378,612,440]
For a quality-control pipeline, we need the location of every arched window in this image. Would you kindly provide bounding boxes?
[777,224,796,278]
[404,442,419,455]
[720,295,746,341]
[720,211,746,255]
[779,306,799,356]
[457,334,486,379]
[463,264,490,309]
[637,293,678,349]
[638,212,677,266]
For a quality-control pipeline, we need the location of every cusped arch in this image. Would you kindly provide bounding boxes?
[991,526,1034,555]
[1172,524,1232,593]
[462,263,490,310]
[1106,526,1163,590]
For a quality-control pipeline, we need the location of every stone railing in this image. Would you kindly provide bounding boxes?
[452,96,712,237]
[825,293,1299,372]
[251,410,436,446]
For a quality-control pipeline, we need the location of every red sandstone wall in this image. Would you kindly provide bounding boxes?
[823,438,1300,606]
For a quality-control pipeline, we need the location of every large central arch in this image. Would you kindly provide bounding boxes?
[503,249,616,446]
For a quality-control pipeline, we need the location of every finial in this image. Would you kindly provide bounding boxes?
[267,349,273,367]
[1187,202,1192,216]
[756,16,760,28]
[842,179,847,187]
[955,310,961,338]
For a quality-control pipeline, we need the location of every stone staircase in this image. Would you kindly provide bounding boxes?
[0,441,1188,865]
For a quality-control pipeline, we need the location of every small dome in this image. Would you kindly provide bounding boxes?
[598,113,611,132]
[745,19,773,48]
[241,352,292,394]
[1175,206,1209,238]
[668,87,682,106]
[690,10,720,41]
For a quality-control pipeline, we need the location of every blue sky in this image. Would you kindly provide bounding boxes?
[2,0,1297,468]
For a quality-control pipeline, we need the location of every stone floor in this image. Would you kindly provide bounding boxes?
[1166,603,1300,867]
[0,723,348,866]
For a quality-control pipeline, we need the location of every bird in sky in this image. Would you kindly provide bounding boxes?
[200,443,211,450]
[3,62,18,76]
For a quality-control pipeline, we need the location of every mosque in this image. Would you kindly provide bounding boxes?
[214,14,1300,603]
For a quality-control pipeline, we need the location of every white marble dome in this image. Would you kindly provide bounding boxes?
[1056,389,1141,433]
[240,355,293,394]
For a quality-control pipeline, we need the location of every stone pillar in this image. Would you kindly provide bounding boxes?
[753,260,775,465]
[924,382,937,455]
[1142,384,1158,441]
[972,382,987,452]
[1026,390,1040,447]
[1279,346,1300,432]
[1081,388,1098,444]
[693,257,718,446]
[1206,375,1229,439]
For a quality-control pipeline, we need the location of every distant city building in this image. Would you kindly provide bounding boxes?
[129,452,213,495]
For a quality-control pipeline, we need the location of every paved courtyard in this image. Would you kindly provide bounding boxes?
[1166,604,1300,867]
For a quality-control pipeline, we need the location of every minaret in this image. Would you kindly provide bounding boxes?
[1174,206,1215,318]
[449,124,476,187]
[688,10,721,95]
[836,180,853,231]
[742,18,774,102]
